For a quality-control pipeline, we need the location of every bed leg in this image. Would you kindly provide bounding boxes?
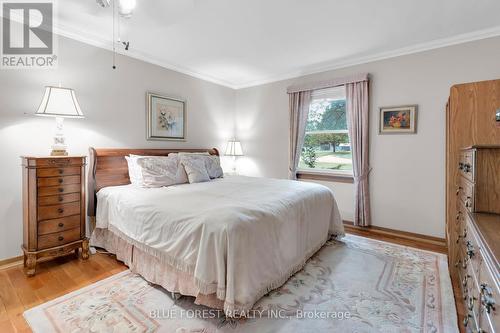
[171,292,182,301]
[81,239,90,260]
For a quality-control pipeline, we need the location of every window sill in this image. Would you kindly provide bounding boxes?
[297,170,354,183]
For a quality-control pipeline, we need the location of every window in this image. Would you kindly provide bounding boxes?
[298,86,352,174]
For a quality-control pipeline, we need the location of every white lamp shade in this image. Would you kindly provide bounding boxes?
[225,140,244,156]
[35,86,84,118]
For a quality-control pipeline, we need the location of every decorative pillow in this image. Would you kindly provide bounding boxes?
[177,153,223,179]
[167,153,189,184]
[180,156,210,183]
[125,154,156,185]
[204,155,223,179]
[136,156,178,188]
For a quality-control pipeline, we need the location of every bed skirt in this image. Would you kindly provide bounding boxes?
[90,227,333,316]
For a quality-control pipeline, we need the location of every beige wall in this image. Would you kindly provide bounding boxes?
[0,36,236,260]
[235,36,500,238]
[2,34,500,260]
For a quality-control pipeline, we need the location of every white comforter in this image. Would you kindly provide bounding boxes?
[95,175,344,315]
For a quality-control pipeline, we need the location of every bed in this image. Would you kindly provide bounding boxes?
[88,147,344,316]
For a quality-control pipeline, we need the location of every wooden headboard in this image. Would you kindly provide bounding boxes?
[87,147,219,217]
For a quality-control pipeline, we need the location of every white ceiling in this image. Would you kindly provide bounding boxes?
[55,0,500,89]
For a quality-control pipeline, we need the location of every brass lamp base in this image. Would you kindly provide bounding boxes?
[51,149,68,156]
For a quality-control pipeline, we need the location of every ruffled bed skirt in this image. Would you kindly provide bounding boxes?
[91,227,338,316]
[90,228,226,311]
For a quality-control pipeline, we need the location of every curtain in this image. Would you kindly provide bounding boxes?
[288,90,312,180]
[346,80,371,226]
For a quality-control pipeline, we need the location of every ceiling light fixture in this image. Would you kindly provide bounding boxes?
[96,0,136,19]
[118,0,136,18]
[96,0,111,8]
[96,0,134,69]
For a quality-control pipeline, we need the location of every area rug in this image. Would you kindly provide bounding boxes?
[24,235,458,333]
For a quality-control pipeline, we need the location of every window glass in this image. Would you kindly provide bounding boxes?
[299,86,352,173]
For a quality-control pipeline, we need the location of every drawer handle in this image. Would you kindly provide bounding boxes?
[58,188,64,193]
[468,296,476,311]
[58,223,64,228]
[458,162,464,170]
[58,196,64,202]
[58,236,64,241]
[463,164,471,173]
[463,313,472,327]
[481,293,496,314]
[466,241,475,258]
[58,179,63,184]
[58,208,64,214]
[480,284,496,314]
[456,187,462,196]
[456,211,461,220]
[463,275,470,288]
[58,169,64,175]
[50,159,70,166]
[481,283,493,296]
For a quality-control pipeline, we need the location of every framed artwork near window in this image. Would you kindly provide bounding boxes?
[379,105,418,134]
[146,92,186,141]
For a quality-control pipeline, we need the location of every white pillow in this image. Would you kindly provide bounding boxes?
[203,155,223,179]
[125,154,155,185]
[137,156,178,188]
[177,154,223,179]
[180,156,210,183]
[167,153,189,184]
[126,154,188,185]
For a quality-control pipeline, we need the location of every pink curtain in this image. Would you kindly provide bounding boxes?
[346,80,371,226]
[288,90,312,180]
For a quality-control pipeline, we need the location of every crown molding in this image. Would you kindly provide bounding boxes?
[53,22,500,90]
[233,25,500,89]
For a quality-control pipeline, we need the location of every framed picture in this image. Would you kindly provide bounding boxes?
[146,92,186,141]
[379,105,418,134]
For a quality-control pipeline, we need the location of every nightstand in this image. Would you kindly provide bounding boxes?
[21,156,89,276]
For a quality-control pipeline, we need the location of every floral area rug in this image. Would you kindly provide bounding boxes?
[24,235,458,333]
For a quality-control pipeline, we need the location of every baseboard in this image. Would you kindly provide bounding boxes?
[0,255,23,270]
[343,220,447,253]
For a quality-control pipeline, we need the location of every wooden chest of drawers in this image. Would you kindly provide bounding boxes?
[458,148,500,215]
[21,156,89,276]
[453,147,500,332]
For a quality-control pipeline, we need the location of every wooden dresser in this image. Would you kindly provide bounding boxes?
[454,147,500,332]
[446,79,500,331]
[21,156,89,276]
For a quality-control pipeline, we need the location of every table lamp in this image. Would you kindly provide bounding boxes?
[35,86,84,156]
[225,139,244,174]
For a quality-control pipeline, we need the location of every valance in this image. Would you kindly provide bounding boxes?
[287,73,369,94]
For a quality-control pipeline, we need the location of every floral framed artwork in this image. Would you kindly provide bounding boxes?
[146,93,186,141]
[379,105,418,134]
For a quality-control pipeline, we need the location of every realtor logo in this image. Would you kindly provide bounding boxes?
[1,1,57,68]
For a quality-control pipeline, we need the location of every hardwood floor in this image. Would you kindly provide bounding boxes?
[344,224,448,254]
[0,252,126,332]
[0,233,459,332]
